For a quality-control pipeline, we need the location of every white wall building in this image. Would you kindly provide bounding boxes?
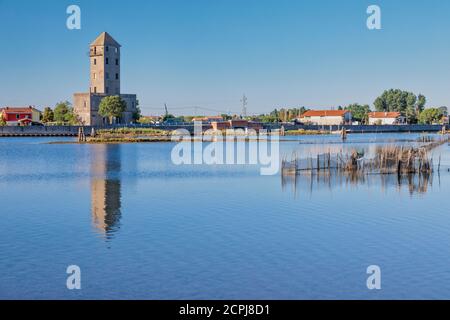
[298,110,352,125]
[368,112,405,125]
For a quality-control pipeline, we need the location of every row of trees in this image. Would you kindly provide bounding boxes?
[418,107,447,124]
[258,89,448,125]
[374,89,427,123]
[259,107,309,123]
[41,96,141,125]
[41,101,78,124]
[2,90,447,126]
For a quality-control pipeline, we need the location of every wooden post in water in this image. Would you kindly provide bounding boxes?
[78,127,86,143]
[341,127,347,141]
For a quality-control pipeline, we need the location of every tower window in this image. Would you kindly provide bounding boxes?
[115,59,119,66]
[93,73,97,79]
[115,47,118,53]
[94,87,97,93]
[93,58,96,65]
[106,58,109,65]
[115,73,119,80]
[106,46,109,52]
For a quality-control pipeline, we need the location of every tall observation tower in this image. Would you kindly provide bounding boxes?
[89,32,121,95]
[73,32,138,126]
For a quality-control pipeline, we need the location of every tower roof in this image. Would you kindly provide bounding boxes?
[91,32,121,47]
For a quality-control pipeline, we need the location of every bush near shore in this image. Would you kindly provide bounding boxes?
[285,129,330,135]
[96,128,171,136]
[88,128,173,143]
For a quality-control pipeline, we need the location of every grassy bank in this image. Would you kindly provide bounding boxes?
[95,128,172,136]
[285,129,331,136]
[87,127,173,143]
[79,127,333,143]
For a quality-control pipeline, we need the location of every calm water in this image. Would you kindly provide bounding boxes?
[1,133,450,299]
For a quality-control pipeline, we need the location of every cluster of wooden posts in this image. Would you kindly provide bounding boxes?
[77,127,97,142]
[282,136,449,176]
[77,127,86,142]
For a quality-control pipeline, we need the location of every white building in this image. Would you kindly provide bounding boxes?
[298,110,352,125]
[368,112,405,125]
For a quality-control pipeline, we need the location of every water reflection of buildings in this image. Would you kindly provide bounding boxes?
[281,171,435,196]
[90,144,122,238]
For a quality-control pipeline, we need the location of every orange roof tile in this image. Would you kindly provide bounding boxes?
[1,106,34,114]
[368,112,401,119]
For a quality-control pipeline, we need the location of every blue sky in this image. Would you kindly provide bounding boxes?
[1,0,450,115]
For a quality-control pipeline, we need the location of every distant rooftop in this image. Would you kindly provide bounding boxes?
[368,112,401,119]
[0,106,40,113]
[300,110,350,117]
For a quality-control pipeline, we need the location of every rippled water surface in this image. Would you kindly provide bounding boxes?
[1,133,450,299]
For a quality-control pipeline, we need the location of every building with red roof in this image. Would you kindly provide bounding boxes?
[298,109,352,125]
[0,106,41,126]
[368,112,405,125]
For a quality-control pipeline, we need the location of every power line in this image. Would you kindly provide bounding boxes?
[139,105,241,115]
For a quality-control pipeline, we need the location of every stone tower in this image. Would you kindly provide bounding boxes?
[73,32,138,126]
[89,32,121,95]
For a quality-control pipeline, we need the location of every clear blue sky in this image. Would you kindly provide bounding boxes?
[1,0,450,116]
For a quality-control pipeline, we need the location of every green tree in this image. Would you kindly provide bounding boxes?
[0,115,6,126]
[298,107,309,116]
[54,101,72,123]
[418,108,444,124]
[132,106,141,122]
[279,108,288,122]
[417,94,426,113]
[162,114,175,122]
[259,114,279,123]
[42,107,54,123]
[438,106,448,117]
[131,100,141,123]
[258,107,309,123]
[66,110,83,125]
[374,89,426,123]
[98,96,127,124]
[345,103,371,124]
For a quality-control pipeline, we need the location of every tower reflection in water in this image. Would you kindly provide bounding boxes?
[90,144,122,239]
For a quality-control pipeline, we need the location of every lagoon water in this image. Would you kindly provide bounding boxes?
[1,133,450,299]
